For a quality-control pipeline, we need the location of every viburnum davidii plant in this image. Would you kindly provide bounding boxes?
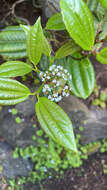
[0,0,107,152]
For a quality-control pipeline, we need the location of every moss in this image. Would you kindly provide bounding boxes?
[12,127,107,190]
[15,117,22,124]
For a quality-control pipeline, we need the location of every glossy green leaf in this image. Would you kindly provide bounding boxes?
[96,47,107,64]
[36,97,77,151]
[0,78,30,105]
[0,26,27,59]
[45,13,66,31]
[55,40,81,59]
[98,0,107,10]
[1,52,27,60]
[39,56,50,71]
[0,61,32,78]
[26,17,44,65]
[60,0,95,50]
[3,26,24,31]
[20,24,31,35]
[55,56,95,99]
[42,36,51,57]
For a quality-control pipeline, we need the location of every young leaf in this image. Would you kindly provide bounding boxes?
[42,35,51,57]
[55,56,95,99]
[0,61,33,77]
[26,17,44,65]
[45,13,66,31]
[60,0,95,50]
[36,97,77,152]
[55,40,81,59]
[0,78,30,105]
[98,0,107,10]
[96,47,107,64]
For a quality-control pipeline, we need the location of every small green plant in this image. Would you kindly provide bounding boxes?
[0,0,107,152]
[100,139,107,152]
[92,89,107,108]
[12,126,106,189]
[11,108,18,115]
[15,117,22,124]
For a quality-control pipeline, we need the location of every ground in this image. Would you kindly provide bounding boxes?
[44,153,107,190]
[0,1,107,190]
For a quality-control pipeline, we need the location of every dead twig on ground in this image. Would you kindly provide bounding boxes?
[11,0,30,25]
[1,0,30,25]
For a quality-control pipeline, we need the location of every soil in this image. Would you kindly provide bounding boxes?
[44,153,107,190]
[0,1,107,190]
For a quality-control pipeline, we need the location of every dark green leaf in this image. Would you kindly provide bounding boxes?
[55,40,81,59]
[55,56,95,99]
[45,13,66,31]
[36,97,77,152]
[39,56,50,71]
[0,61,32,77]
[0,78,30,105]
[60,0,95,50]
[96,47,107,64]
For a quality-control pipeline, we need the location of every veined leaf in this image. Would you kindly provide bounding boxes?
[98,0,107,10]
[20,24,31,35]
[3,26,24,31]
[55,56,95,99]
[26,17,44,65]
[55,40,81,59]
[45,13,66,31]
[0,43,26,53]
[60,0,95,50]
[96,47,107,64]
[0,26,27,59]
[36,97,77,152]
[42,35,51,57]
[0,78,30,105]
[1,52,27,60]
[39,56,50,71]
[0,61,33,77]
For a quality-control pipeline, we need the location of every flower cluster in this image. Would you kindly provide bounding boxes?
[39,65,72,102]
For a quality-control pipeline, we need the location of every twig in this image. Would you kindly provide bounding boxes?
[1,0,30,25]
[1,12,11,23]
[11,0,30,25]
[96,71,107,81]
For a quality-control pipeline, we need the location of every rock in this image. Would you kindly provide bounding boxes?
[81,106,107,144]
[0,142,32,179]
[0,97,38,148]
[44,0,60,18]
[59,95,107,144]
[0,94,107,149]
[15,96,36,117]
